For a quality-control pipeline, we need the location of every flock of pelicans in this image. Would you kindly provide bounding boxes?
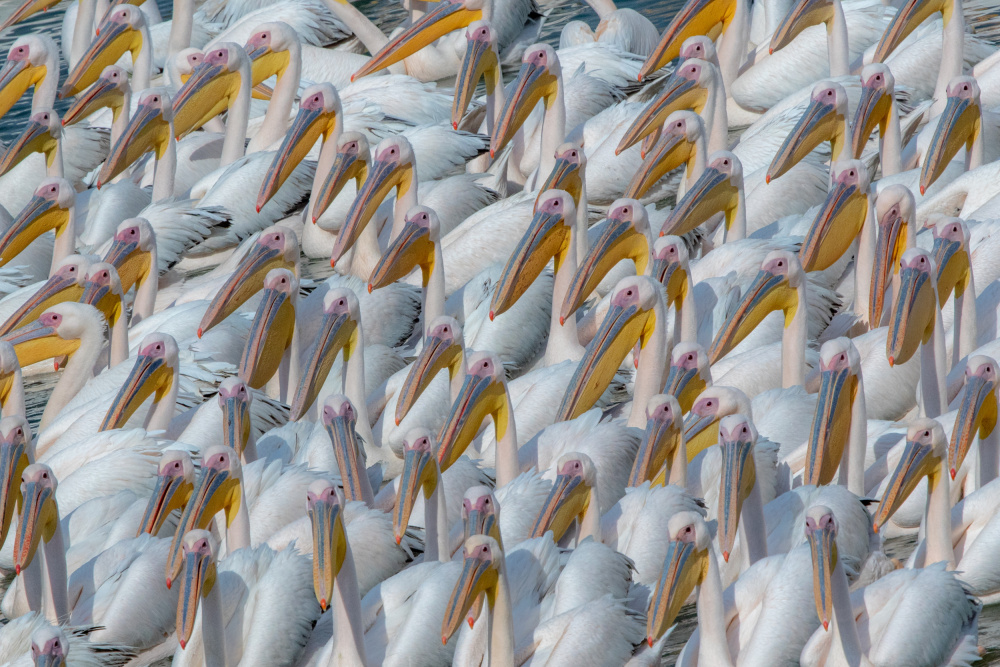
[0,0,998,660]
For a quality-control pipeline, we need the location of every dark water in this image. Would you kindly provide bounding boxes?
[6,0,1000,664]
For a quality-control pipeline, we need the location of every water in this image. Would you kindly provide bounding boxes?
[5,0,1000,663]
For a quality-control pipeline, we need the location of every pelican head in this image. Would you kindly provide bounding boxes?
[804,505,838,631]
[332,136,416,267]
[79,263,125,332]
[490,190,575,320]
[175,529,218,649]
[661,151,743,238]
[101,333,178,430]
[289,287,361,420]
[640,0,736,79]
[30,624,68,667]
[219,377,253,457]
[869,185,915,326]
[453,21,500,129]
[717,414,758,562]
[0,416,30,552]
[462,485,503,545]
[538,142,586,204]
[103,217,156,294]
[561,199,649,322]
[0,107,60,177]
[137,450,195,536]
[0,178,73,268]
[369,205,440,292]
[0,255,89,337]
[799,160,869,272]
[664,342,711,413]
[770,0,836,54]
[873,0,953,65]
[683,385,752,460]
[322,395,370,503]
[618,58,714,156]
[651,235,692,312]
[395,316,464,426]
[804,338,861,487]
[352,0,486,81]
[165,446,243,588]
[767,81,848,182]
[312,131,369,223]
[529,453,596,541]
[257,83,341,212]
[851,64,895,159]
[872,418,945,532]
[442,535,504,645]
[709,250,802,363]
[63,65,129,128]
[558,276,661,421]
[244,22,298,86]
[239,268,297,389]
[198,225,298,337]
[394,428,439,544]
[886,248,937,367]
[949,356,998,479]
[921,76,981,195]
[1,302,100,368]
[492,44,561,157]
[171,43,249,139]
[0,36,54,120]
[629,394,683,486]
[171,47,204,85]
[62,5,146,97]
[307,478,348,611]
[98,88,172,187]
[646,510,711,644]
[437,351,510,473]
[930,217,971,306]
[13,463,58,574]
[625,110,704,199]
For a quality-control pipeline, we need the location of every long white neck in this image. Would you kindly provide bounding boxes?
[678,131,708,200]
[629,294,668,428]
[933,0,965,115]
[783,281,808,388]
[227,484,251,551]
[486,556,515,667]
[21,556,43,617]
[220,65,251,166]
[705,70,728,154]
[724,188,746,242]
[201,566,228,667]
[537,85,567,181]
[696,550,735,667]
[839,372,867,496]
[676,272,698,345]
[575,179,589,262]
[47,140,64,179]
[829,557,870,667]
[109,306,128,367]
[425,467,450,563]
[110,88,131,147]
[40,325,102,429]
[143,366,177,431]
[131,244,158,324]
[577,488,601,542]
[390,174,419,241]
[345,328,375,451]
[855,197,876,326]
[32,50,59,111]
[966,115,984,171]
[152,131,177,201]
[827,0,849,76]
[543,233,584,366]
[739,477,766,566]
[71,0,97,69]
[167,0,195,58]
[669,437,688,487]
[42,524,68,624]
[347,219,382,282]
[717,0,748,89]
[880,97,902,176]
[1,368,25,420]
[249,42,301,153]
[307,115,343,221]
[133,21,153,92]
[424,243,445,335]
[334,540,369,666]
[919,304,947,418]
[924,461,955,567]
[50,206,76,275]
[495,383,519,488]
[953,269,977,367]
